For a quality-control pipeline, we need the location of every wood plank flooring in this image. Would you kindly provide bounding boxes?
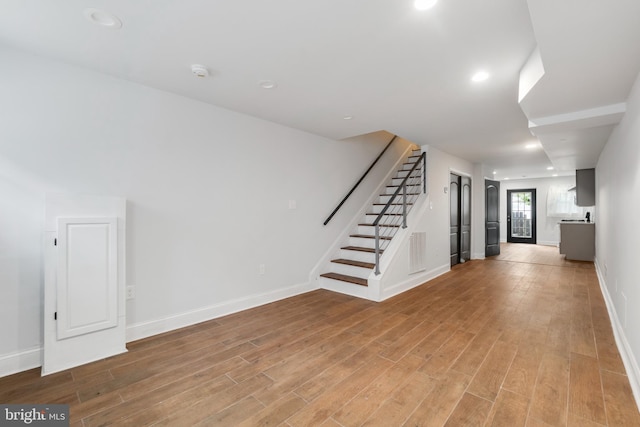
[2,243,639,426]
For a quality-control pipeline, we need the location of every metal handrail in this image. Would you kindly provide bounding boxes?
[373,152,426,274]
[323,135,398,226]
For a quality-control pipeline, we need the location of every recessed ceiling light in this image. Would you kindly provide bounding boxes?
[504,177,510,180]
[471,70,490,82]
[258,80,277,89]
[552,174,558,177]
[83,8,122,29]
[492,171,497,175]
[546,166,554,170]
[414,0,438,11]
[343,116,354,120]
[525,143,538,149]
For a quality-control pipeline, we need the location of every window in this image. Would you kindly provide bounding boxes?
[546,185,586,218]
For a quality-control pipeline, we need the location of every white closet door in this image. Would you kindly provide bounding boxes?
[56,217,118,339]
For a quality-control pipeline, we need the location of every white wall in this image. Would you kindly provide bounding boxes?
[595,71,640,398]
[0,46,409,375]
[499,176,577,245]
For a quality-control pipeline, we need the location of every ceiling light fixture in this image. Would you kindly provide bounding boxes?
[504,177,510,180]
[492,171,497,175]
[552,174,558,177]
[414,0,438,11]
[83,8,122,29]
[546,166,554,170]
[191,64,209,78]
[471,70,490,82]
[258,80,277,89]
[343,116,353,120]
[525,143,537,149]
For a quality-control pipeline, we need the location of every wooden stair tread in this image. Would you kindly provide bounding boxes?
[350,234,393,240]
[341,246,384,253]
[366,213,403,216]
[358,223,400,227]
[331,259,375,269]
[373,202,414,206]
[320,272,368,287]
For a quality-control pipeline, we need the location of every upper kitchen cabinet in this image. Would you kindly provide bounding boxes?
[576,168,596,206]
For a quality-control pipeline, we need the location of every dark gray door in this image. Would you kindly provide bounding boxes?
[450,174,460,267]
[450,173,471,266]
[485,179,500,257]
[460,176,471,262]
[507,189,537,244]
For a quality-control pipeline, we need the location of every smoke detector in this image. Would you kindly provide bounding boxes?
[191,64,209,78]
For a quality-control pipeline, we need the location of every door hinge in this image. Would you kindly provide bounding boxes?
[54,312,57,320]
[54,238,57,246]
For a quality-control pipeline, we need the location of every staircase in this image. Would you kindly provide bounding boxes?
[320,148,425,287]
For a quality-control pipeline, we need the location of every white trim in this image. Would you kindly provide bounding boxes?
[471,252,485,260]
[378,263,449,301]
[537,240,558,246]
[0,347,42,378]
[594,258,640,410]
[126,281,316,342]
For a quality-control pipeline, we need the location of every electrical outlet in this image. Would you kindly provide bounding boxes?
[126,286,135,300]
[259,264,266,275]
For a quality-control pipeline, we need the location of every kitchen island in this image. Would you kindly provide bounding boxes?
[559,222,595,261]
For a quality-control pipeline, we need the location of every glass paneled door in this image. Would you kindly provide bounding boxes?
[507,189,537,244]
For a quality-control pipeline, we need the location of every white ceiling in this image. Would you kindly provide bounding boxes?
[1,0,639,180]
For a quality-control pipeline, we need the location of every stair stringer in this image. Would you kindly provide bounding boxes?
[309,143,416,299]
[366,191,430,301]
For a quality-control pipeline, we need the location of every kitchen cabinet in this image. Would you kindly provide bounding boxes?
[559,222,595,261]
[576,168,595,206]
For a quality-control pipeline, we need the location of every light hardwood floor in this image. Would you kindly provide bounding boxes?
[2,243,639,426]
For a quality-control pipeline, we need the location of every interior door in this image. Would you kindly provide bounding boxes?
[460,176,471,262]
[485,179,500,256]
[450,174,460,266]
[507,189,537,244]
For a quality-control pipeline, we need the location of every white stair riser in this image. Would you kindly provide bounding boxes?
[329,262,372,278]
[390,177,422,186]
[349,236,392,249]
[357,224,399,236]
[377,194,419,205]
[370,205,409,214]
[339,249,377,263]
[383,184,422,195]
[396,169,422,178]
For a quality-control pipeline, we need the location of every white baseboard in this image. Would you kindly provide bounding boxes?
[0,347,41,378]
[380,263,450,301]
[471,252,485,260]
[126,281,317,342]
[537,240,558,246]
[594,259,640,410]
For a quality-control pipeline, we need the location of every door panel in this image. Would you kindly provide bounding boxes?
[485,180,500,257]
[507,189,537,244]
[460,176,471,261]
[450,174,460,266]
[57,218,118,339]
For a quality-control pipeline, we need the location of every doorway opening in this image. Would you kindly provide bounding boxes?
[507,189,536,244]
